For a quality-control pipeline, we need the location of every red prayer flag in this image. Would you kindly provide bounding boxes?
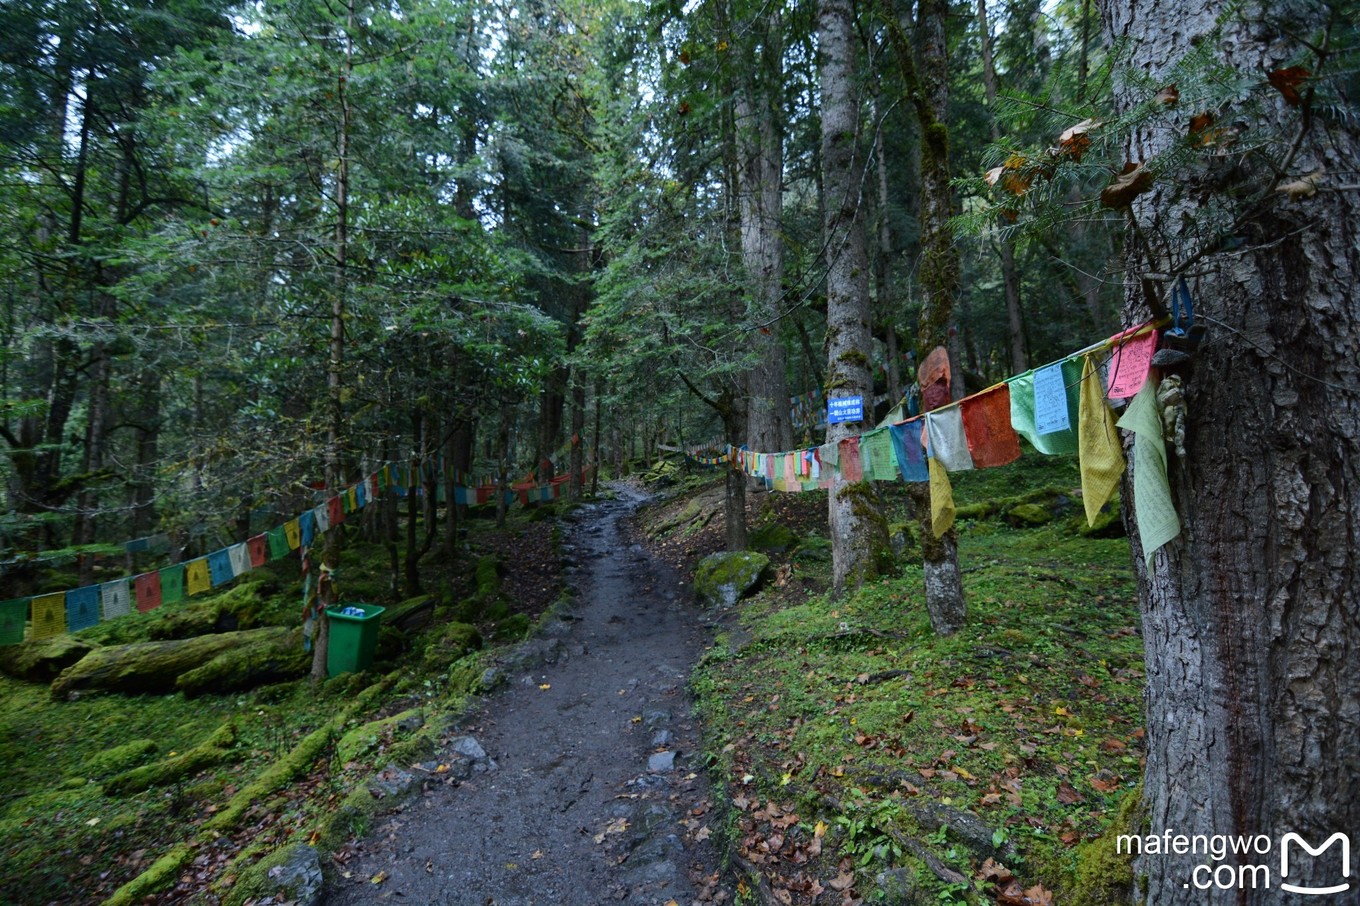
[327,495,345,526]
[134,572,162,613]
[838,437,864,482]
[247,534,268,568]
[961,385,1022,468]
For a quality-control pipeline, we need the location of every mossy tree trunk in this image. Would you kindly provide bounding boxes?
[819,0,888,596]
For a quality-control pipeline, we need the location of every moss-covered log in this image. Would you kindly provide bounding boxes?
[175,628,310,698]
[0,635,98,682]
[102,722,237,796]
[50,626,292,699]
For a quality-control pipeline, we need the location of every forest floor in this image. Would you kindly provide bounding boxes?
[0,451,1144,906]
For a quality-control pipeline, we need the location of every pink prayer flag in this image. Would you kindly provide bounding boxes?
[1106,330,1157,398]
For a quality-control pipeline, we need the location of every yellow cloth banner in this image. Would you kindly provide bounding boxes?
[1078,354,1125,525]
[284,519,302,550]
[185,558,212,596]
[30,592,66,640]
[928,457,956,538]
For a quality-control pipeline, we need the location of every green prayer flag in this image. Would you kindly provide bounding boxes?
[267,525,291,560]
[159,564,187,605]
[0,598,28,646]
[1008,358,1082,455]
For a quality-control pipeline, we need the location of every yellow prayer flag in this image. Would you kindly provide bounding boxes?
[928,457,956,538]
[185,558,212,596]
[284,519,302,550]
[30,592,66,640]
[1078,354,1126,525]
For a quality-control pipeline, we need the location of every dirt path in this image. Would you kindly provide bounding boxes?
[324,486,730,906]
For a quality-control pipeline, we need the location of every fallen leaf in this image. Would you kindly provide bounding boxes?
[696,826,711,842]
[1154,84,1180,106]
[814,820,827,838]
[827,871,855,891]
[85,817,100,827]
[538,683,551,691]
[1277,169,1324,200]
[370,870,388,884]
[1025,883,1055,905]
[1056,781,1085,805]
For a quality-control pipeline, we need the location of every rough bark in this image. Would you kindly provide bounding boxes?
[1101,2,1360,901]
[737,4,792,455]
[820,0,888,597]
[883,0,967,633]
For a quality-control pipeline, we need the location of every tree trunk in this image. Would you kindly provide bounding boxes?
[737,4,792,455]
[819,0,888,597]
[1101,2,1360,901]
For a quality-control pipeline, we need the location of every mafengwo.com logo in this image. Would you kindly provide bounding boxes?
[1116,830,1351,894]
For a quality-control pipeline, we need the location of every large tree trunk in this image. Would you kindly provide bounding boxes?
[819,0,888,597]
[1102,2,1360,901]
[737,4,792,455]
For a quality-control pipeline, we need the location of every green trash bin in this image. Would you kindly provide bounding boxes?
[325,603,386,676]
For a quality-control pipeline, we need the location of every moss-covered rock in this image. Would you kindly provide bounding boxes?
[1079,504,1126,538]
[86,738,158,778]
[147,578,279,640]
[1006,503,1055,526]
[492,613,531,641]
[750,521,797,553]
[221,843,322,906]
[693,551,770,608]
[336,708,425,765]
[0,635,98,682]
[791,533,832,565]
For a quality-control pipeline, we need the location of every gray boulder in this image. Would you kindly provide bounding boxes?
[692,551,770,608]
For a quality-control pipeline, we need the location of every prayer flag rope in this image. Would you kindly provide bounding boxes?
[705,321,1176,557]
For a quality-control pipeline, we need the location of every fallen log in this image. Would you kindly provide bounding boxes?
[51,626,294,699]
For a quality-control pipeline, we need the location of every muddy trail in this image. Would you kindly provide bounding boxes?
[325,486,732,906]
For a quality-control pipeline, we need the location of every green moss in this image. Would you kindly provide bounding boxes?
[841,481,895,581]
[145,578,281,641]
[336,708,425,765]
[493,613,531,641]
[474,555,502,598]
[421,621,482,671]
[103,721,238,796]
[175,629,310,697]
[86,738,157,778]
[837,349,870,368]
[103,843,192,906]
[1007,503,1054,525]
[0,635,98,682]
[1068,787,1143,906]
[750,521,797,552]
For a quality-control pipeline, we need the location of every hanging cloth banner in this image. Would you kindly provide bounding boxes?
[1008,359,1082,454]
[207,550,234,587]
[327,496,344,527]
[919,346,952,412]
[299,510,317,547]
[1033,361,1073,435]
[101,578,132,620]
[185,558,212,596]
[928,457,956,538]
[266,525,290,560]
[30,593,66,640]
[960,385,1021,468]
[1078,354,1126,524]
[312,502,330,535]
[0,598,26,645]
[248,534,269,568]
[838,437,864,482]
[1106,329,1158,399]
[228,542,253,578]
[889,420,929,483]
[284,518,302,550]
[65,586,100,632]
[925,409,975,472]
[1117,377,1181,565]
[159,564,187,605]
[859,429,900,482]
[135,571,163,612]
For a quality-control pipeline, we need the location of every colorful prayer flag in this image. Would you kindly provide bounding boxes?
[860,429,901,482]
[960,385,1021,468]
[247,534,268,568]
[925,409,975,472]
[1106,329,1157,399]
[185,558,212,596]
[928,458,956,538]
[101,578,132,620]
[889,420,929,483]
[207,549,234,586]
[66,586,100,632]
[228,542,252,577]
[837,437,863,482]
[159,564,186,605]
[1117,377,1181,565]
[327,496,344,527]
[266,525,291,560]
[284,519,301,550]
[30,593,65,640]
[1034,362,1072,435]
[135,572,163,612]
[1008,359,1082,454]
[312,502,330,534]
[0,598,28,646]
[355,481,367,509]
[299,510,316,547]
[1078,354,1125,525]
